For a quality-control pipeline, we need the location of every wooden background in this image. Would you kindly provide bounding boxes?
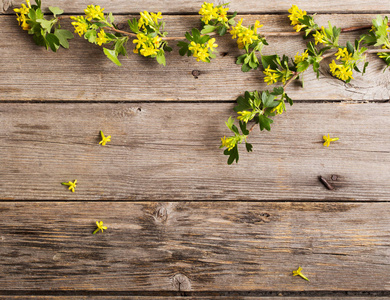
[0,0,389,298]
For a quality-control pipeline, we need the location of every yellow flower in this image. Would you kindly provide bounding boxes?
[294,50,309,64]
[335,47,353,62]
[99,130,111,146]
[84,5,105,21]
[271,102,284,115]
[263,66,279,85]
[230,18,259,49]
[216,5,229,23]
[189,41,212,62]
[14,1,31,31]
[96,29,108,46]
[133,33,161,57]
[70,16,88,37]
[292,267,309,281]
[138,11,161,29]
[237,111,253,123]
[151,12,162,24]
[288,5,307,26]
[254,20,263,32]
[61,180,77,193]
[313,31,325,45]
[220,136,236,150]
[199,2,218,24]
[329,60,353,81]
[93,221,107,234]
[207,38,218,51]
[323,134,339,147]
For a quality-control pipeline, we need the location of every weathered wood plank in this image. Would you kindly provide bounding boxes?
[2,0,390,14]
[1,14,390,101]
[2,297,388,299]
[0,102,389,201]
[0,202,389,291]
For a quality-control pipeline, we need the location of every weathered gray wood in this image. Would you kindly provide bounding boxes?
[2,297,388,299]
[2,0,390,14]
[0,202,389,291]
[1,14,390,101]
[0,102,389,201]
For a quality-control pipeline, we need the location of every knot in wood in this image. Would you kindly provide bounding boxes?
[192,70,201,79]
[155,206,168,222]
[2,0,12,12]
[172,273,191,291]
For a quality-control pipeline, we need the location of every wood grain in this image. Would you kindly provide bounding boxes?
[0,102,389,201]
[2,0,390,14]
[1,14,390,101]
[0,202,389,291]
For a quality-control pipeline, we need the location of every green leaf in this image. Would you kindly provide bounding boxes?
[261,92,276,108]
[272,87,284,95]
[156,50,166,66]
[177,41,189,56]
[217,26,227,36]
[245,142,253,152]
[261,55,278,70]
[346,41,354,55]
[239,121,249,135]
[234,95,252,112]
[84,30,97,43]
[236,54,247,65]
[37,19,53,32]
[109,12,115,24]
[48,6,63,16]
[241,63,252,72]
[231,124,239,135]
[191,28,201,43]
[225,116,235,130]
[54,29,74,49]
[45,33,60,52]
[201,25,216,34]
[128,19,139,34]
[224,145,239,165]
[199,35,210,44]
[258,115,273,131]
[103,48,122,66]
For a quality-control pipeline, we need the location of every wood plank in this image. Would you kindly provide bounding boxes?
[0,102,389,201]
[2,0,390,14]
[0,202,389,291]
[1,14,390,101]
[2,297,389,299]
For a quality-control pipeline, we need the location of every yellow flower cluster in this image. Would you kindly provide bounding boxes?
[138,11,162,29]
[329,60,354,81]
[220,136,236,150]
[188,38,218,62]
[263,66,280,85]
[133,33,162,57]
[335,47,353,63]
[198,2,229,24]
[96,30,108,46]
[70,16,88,37]
[294,50,309,64]
[62,179,77,193]
[271,102,284,115]
[14,0,31,31]
[230,19,262,49]
[313,28,326,45]
[237,111,253,123]
[288,5,307,32]
[84,5,105,21]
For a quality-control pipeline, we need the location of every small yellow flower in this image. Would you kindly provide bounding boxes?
[288,5,307,31]
[271,102,284,115]
[335,47,353,63]
[199,2,218,24]
[313,31,325,45]
[323,134,339,147]
[96,29,108,46]
[70,16,88,37]
[61,180,77,193]
[14,1,31,31]
[329,60,353,81]
[230,18,259,49]
[237,110,253,123]
[292,267,309,281]
[263,66,280,85]
[99,130,111,146]
[220,136,236,151]
[84,5,105,21]
[294,50,309,64]
[93,221,107,234]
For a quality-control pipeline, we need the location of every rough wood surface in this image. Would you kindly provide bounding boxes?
[1,14,390,101]
[2,297,388,299]
[2,0,390,14]
[1,102,389,201]
[0,202,389,291]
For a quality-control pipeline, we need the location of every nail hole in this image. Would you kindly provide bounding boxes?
[192,70,201,79]
[137,107,142,112]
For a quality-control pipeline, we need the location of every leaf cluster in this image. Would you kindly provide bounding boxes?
[26,1,73,52]
[261,54,296,83]
[235,37,268,72]
[177,28,216,62]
